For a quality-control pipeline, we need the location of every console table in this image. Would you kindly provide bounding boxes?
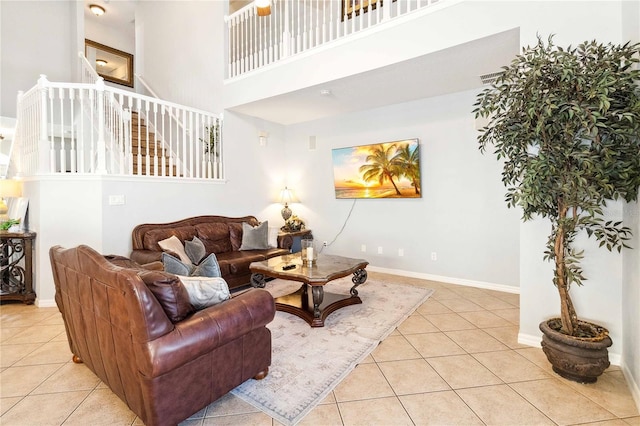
[278,229,312,252]
[0,231,36,304]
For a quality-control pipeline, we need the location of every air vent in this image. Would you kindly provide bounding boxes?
[480,71,504,85]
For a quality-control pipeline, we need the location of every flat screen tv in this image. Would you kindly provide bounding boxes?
[331,138,421,199]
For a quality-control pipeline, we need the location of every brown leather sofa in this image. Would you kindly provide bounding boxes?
[50,245,275,426]
[130,215,290,289]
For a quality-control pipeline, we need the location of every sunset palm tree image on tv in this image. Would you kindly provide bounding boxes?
[332,139,421,199]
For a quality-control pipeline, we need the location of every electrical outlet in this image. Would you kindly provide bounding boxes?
[323,241,328,247]
[361,244,366,252]
[377,246,383,254]
[431,252,437,261]
[398,248,404,257]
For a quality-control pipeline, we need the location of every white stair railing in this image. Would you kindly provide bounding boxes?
[10,75,223,180]
[225,0,444,78]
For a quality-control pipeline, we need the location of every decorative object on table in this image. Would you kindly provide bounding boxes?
[231,276,434,426]
[281,214,305,232]
[300,237,317,266]
[331,138,421,199]
[474,36,640,383]
[278,186,299,222]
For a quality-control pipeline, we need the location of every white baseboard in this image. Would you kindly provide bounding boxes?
[517,332,622,366]
[36,298,57,308]
[621,363,640,412]
[366,266,520,294]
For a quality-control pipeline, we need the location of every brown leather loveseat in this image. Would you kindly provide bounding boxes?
[50,244,275,426]
[130,215,289,289]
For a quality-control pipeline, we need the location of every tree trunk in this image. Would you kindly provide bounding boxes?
[386,173,401,195]
[554,203,578,335]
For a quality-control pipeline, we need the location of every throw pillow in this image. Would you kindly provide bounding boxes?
[192,252,222,277]
[184,236,206,264]
[158,235,192,264]
[162,252,194,276]
[138,270,195,322]
[163,252,222,278]
[178,276,230,310]
[239,221,269,250]
[146,277,195,322]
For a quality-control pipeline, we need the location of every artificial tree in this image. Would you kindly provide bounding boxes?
[474,36,640,338]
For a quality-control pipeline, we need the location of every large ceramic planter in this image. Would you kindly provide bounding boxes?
[540,319,612,383]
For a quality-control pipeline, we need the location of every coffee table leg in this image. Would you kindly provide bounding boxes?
[312,286,324,318]
[250,273,266,288]
[350,269,368,297]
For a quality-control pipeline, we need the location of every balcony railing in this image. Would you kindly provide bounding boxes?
[11,74,223,180]
[225,0,443,78]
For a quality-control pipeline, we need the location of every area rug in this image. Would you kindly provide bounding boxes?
[230,276,434,426]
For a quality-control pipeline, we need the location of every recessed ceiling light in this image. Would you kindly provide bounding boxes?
[96,59,108,67]
[320,89,332,96]
[89,4,105,16]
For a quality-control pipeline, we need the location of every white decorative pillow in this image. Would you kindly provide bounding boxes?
[178,276,230,310]
[268,226,279,248]
[158,235,192,264]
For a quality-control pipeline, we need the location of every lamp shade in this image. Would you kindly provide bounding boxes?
[0,179,22,198]
[279,187,299,205]
[256,0,271,16]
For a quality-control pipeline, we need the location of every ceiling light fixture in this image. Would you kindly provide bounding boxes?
[96,59,108,67]
[255,0,271,16]
[89,4,106,16]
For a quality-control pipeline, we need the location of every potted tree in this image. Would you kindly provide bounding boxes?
[474,36,640,383]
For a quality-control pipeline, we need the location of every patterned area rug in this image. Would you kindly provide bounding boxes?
[230,276,434,425]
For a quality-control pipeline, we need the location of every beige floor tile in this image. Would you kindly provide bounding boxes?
[457,384,554,425]
[404,332,466,358]
[202,412,273,425]
[427,354,502,389]
[396,314,438,334]
[445,329,509,353]
[429,288,462,301]
[458,310,513,328]
[472,350,551,383]
[580,420,636,426]
[416,299,453,315]
[563,370,640,418]
[357,354,375,364]
[0,390,89,425]
[484,325,529,349]
[449,286,490,298]
[493,308,520,324]
[378,359,450,395]
[0,363,63,397]
[32,362,101,394]
[333,363,395,402]
[438,297,485,313]
[494,292,520,306]
[62,388,136,425]
[320,391,336,404]
[0,326,29,343]
[297,403,342,426]
[516,347,556,375]
[14,340,72,366]
[0,343,41,367]
[371,335,421,362]
[623,417,640,425]
[204,393,260,417]
[400,390,484,425]
[7,325,66,344]
[472,295,517,310]
[0,396,22,416]
[339,396,413,426]
[424,313,476,331]
[511,378,617,425]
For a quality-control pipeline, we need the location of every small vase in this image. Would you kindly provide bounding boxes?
[301,239,317,266]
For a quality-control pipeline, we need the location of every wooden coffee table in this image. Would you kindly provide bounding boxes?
[249,254,369,327]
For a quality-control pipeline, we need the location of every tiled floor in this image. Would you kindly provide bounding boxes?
[1,272,638,425]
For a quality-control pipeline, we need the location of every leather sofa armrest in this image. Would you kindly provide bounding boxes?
[140,289,275,377]
[131,249,163,265]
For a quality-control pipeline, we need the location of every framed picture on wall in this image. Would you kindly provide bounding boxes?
[332,138,421,199]
[85,39,134,87]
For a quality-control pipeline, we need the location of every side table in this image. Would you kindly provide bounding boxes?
[278,229,312,253]
[0,231,36,304]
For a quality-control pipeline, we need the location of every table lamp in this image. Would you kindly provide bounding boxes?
[0,178,22,219]
[279,187,299,222]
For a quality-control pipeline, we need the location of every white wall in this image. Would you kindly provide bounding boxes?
[0,1,75,117]
[282,89,520,289]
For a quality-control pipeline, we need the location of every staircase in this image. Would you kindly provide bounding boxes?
[131,112,176,176]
